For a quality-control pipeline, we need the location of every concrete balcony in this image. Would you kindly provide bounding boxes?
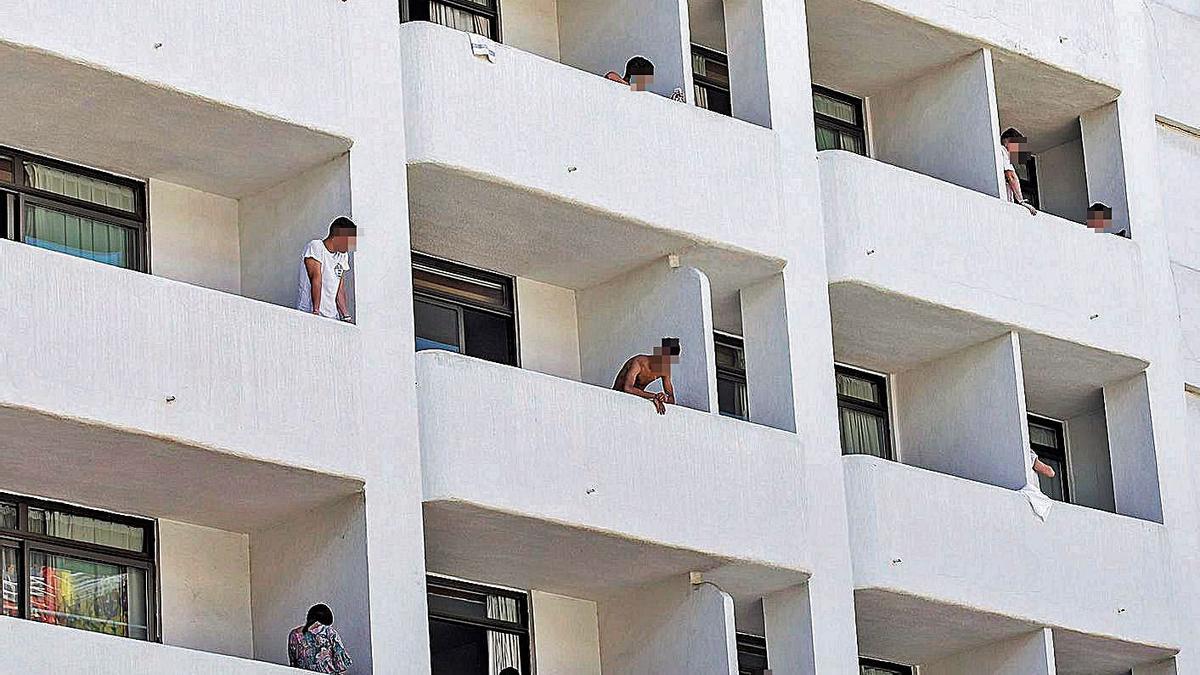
[416,350,809,591]
[845,455,1177,673]
[400,21,785,258]
[0,239,363,477]
[820,150,1148,364]
[0,618,298,675]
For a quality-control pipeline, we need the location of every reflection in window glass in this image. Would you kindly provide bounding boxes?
[2,546,18,617]
[28,508,145,553]
[28,551,148,639]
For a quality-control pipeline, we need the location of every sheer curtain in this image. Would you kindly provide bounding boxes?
[839,407,886,457]
[486,595,522,675]
[429,1,493,38]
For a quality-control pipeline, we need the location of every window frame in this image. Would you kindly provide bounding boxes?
[1028,413,1071,503]
[0,492,157,642]
[714,332,749,420]
[860,656,914,675]
[813,85,868,156]
[0,145,149,272]
[691,43,732,117]
[835,364,894,460]
[736,632,769,675]
[402,0,503,42]
[426,574,531,674]
[412,251,520,366]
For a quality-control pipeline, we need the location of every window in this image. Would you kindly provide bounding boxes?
[737,633,769,675]
[861,657,914,675]
[413,253,518,366]
[403,0,501,41]
[0,493,154,641]
[836,365,892,459]
[0,146,147,271]
[814,86,867,155]
[1016,155,1040,209]
[715,333,749,420]
[692,45,732,117]
[427,576,530,675]
[1029,415,1070,502]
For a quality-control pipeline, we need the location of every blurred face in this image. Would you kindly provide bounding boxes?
[1086,209,1111,232]
[330,228,357,253]
[651,345,681,370]
[631,73,653,91]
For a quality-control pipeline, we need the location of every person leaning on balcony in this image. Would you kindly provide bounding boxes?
[297,217,356,323]
[288,603,353,674]
[612,337,681,415]
[998,128,1038,216]
[605,56,688,101]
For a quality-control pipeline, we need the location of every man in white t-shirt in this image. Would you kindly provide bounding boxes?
[998,128,1037,216]
[297,217,355,322]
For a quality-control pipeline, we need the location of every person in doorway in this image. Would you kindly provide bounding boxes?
[998,128,1038,216]
[612,337,681,414]
[297,217,356,322]
[288,603,353,674]
[1087,202,1113,233]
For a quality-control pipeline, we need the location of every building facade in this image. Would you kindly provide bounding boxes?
[0,0,1196,673]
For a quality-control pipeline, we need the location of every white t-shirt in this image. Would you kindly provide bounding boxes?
[296,239,350,318]
[997,142,1017,201]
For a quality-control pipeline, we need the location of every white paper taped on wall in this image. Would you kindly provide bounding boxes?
[469,32,496,63]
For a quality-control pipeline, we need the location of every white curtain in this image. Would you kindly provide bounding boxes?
[486,595,522,675]
[25,163,135,213]
[430,1,492,38]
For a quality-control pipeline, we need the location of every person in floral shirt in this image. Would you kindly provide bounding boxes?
[288,603,354,674]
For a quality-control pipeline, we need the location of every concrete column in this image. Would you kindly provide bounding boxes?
[740,272,797,431]
[530,591,602,675]
[1104,372,1165,522]
[922,628,1056,675]
[1081,101,1132,235]
[344,2,431,672]
[724,0,770,127]
[894,333,1030,490]
[556,0,693,99]
[870,49,1005,198]
[597,575,738,675]
[762,583,816,675]
[577,259,718,413]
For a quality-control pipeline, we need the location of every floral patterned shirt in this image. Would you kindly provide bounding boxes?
[288,623,353,673]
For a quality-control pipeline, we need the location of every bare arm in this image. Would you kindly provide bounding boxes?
[620,360,666,414]
[305,257,323,314]
[661,373,676,404]
[336,275,351,321]
[1004,170,1023,202]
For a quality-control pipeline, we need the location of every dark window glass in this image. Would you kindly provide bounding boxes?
[715,334,748,420]
[1016,155,1040,209]
[0,493,154,641]
[814,86,867,155]
[737,633,769,675]
[693,45,732,117]
[413,253,517,366]
[428,576,529,675]
[837,365,892,459]
[406,0,499,41]
[0,146,146,270]
[1029,416,1070,502]
[861,658,914,675]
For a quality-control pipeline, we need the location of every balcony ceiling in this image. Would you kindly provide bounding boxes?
[0,40,351,198]
[407,163,785,333]
[807,0,1119,153]
[856,589,1176,673]
[0,405,362,533]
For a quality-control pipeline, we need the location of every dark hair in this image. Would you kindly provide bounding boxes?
[1088,202,1113,218]
[624,56,654,81]
[306,603,334,627]
[498,669,521,675]
[328,216,356,238]
[661,337,681,356]
[1000,127,1023,142]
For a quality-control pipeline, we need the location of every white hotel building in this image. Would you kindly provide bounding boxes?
[0,0,1196,673]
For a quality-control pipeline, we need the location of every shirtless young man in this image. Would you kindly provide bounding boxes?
[612,337,681,415]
